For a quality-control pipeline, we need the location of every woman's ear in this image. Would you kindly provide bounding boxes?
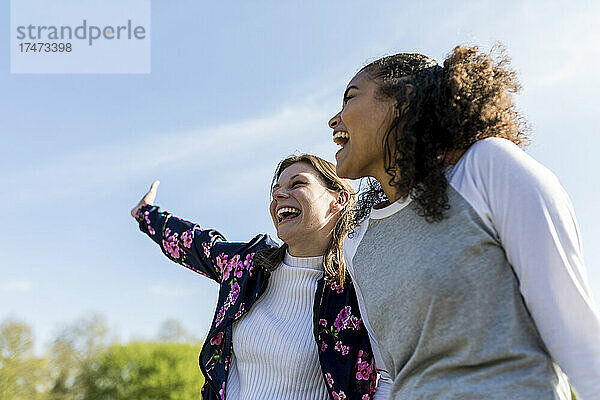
[331,190,350,213]
[398,84,413,115]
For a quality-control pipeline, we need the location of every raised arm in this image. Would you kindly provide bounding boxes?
[131,181,226,282]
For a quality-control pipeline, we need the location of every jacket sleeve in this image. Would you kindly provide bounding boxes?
[135,203,229,282]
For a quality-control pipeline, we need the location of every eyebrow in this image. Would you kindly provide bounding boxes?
[344,85,359,100]
[272,174,303,192]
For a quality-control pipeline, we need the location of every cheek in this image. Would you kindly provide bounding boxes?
[268,200,277,222]
[343,109,372,148]
[304,201,329,224]
[340,108,355,132]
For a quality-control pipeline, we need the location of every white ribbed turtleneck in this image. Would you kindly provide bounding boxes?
[225,251,329,400]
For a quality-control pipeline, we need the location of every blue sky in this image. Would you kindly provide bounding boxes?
[1,0,599,354]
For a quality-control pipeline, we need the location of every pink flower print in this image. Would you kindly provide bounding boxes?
[346,316,361,330]
[362,395,370,400]
[221,264,232,281]
[233,262,244,278]
[220,382,226,399]
[216,254,232,281]
[230,282,240,304]
[245,253,255,276]
[181,229,193,248]
[332,391,346,400]
[215,309,226,326]
[202,241,212,258]
[215,281,241,326]
[356,359,373,380]
[325,372,334,388]
[356,349,374,380]
[210,332,224,346]
[215,253,254,281]
[329,280,344,293]
[234,303,246,319]
[216,253,227,268]
[335,341,349,355]
[319,319,327,327]
[333,307,349,330]
[162,228,180,259]
[140,210,155,235]
[369,366,378,393]
[333,306,362,331]
[320,341,328,352]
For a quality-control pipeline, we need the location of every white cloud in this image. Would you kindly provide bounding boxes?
[0,280,33,293]
[4,95,339,207]
[523,14,600,89]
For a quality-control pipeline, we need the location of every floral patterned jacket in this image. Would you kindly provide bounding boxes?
[136,204,378,400]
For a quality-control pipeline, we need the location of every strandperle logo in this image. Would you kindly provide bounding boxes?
[11,0,150,73]
[15,20,147,46]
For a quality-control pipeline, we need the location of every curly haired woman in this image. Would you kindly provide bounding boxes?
[327,45,600,399]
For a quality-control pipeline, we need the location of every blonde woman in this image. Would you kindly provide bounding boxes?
[132,154,388,400]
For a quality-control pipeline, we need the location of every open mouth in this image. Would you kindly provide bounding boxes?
[277,207,302,224]
[333,131,349,147]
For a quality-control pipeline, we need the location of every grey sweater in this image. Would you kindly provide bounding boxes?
[351,187,568,399]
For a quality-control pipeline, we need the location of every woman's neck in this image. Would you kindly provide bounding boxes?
[286,245,327,258]
[375,174,404,205]
[287,235,330,257]
[375,149,468,205]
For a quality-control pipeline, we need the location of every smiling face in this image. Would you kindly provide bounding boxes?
[269,162,342,256]
[328,71,396,181]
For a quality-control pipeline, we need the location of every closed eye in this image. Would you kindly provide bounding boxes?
[291,180,306,188]
[343,85,358,105]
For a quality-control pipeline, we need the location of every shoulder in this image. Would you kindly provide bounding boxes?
[249,233,280,249]
[343,221,370,274]
[450,137,559,190]
[459,137,528,170]
[212,233,279,257]
[446,137,567,238]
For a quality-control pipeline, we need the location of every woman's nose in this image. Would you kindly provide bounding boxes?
[273,188,290,199]
[328,112,341,129]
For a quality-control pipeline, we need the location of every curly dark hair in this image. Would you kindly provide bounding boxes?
[354,44,529,223]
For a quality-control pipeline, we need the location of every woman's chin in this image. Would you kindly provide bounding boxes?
[335,146,356,179]
[276,225,295,244]
[335,156,349,178]
[335,157,355,180]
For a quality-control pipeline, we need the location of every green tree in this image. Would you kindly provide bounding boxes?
[82,341,204,400]
[46,313,111,400]
[0,319,47,400]
[156,319,197,343]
